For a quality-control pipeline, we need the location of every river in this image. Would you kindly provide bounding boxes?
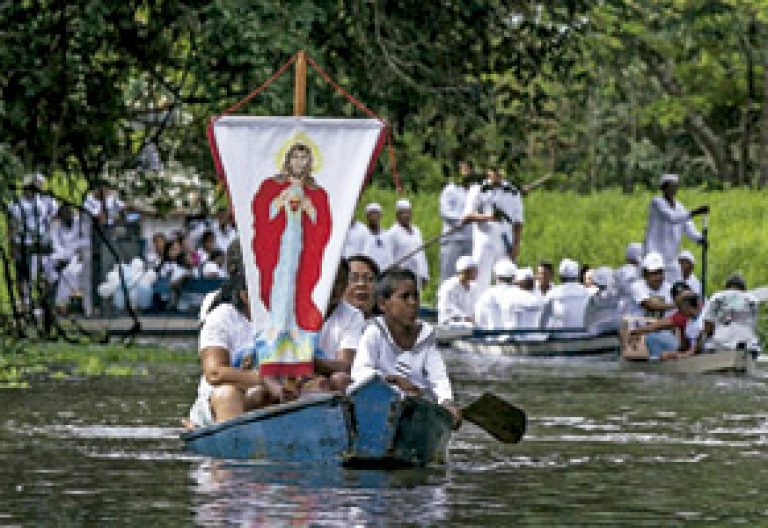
[2,350,768,526]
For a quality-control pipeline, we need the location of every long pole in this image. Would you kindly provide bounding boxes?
[701,214,708,299]
[293,50,307,116]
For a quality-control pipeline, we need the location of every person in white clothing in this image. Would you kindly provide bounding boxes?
[539,258,591,331]
[360,202,394,271]
[462,168,524,293]
[439,162,473,284]
[627,252,674,319]
[83,181,124,227]
[186,270,287,429]
[48,205,89,312]
[677,250,702,297]
[615,242,643,318]
[351,268,461,427]
[474,259,520,329]
[344,255,380,319]
[342,217,369,259]
[437,255,478,326]
[584,266,621,335]
[316,260,365,390]
[210,207,237,253]
[508,267,545,330]
[387,199,429,287]
[643,173,708,282]
[701,274,760,353]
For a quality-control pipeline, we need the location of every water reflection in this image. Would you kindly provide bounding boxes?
[189,460,449,526]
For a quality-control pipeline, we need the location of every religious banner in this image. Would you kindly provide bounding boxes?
[210,116,385,376]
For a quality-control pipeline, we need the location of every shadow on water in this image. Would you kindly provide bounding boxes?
[3,349,768,524]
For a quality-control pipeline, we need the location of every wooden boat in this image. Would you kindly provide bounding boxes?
[620,349,756,375]
[447,328,620,357]
[180,375,452,467]
[619,318,756,374]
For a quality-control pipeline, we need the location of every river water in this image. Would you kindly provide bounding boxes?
[2,350,768,526]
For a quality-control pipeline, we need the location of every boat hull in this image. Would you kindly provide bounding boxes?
[620,349,756,375]
[181,376,453,467]
[452,334,620,357]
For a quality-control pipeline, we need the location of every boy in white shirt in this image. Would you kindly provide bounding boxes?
[437,255,478,326]
[352,268,461,428]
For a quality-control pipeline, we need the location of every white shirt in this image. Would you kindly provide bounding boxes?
[211,221,237,253]
[507,288,546,329]
[628,280,673,319]
[50,216,88,262]
[317,300,365,359]
[361,227,394,271]
[439,183,471,242]
[474,283,521,329]
[614,263,640,317]
[644,196,702,266]
[352,317,453,403]
[342,220,369,259]
[539,282,591,329]
[437,276,477,325]
[83,192,124,226]
[584,288,621,334]
[683,273,702,297]
[8,194,58,245]
[387,223,429,281]
[463,180,523,255]
[702,290,759,350]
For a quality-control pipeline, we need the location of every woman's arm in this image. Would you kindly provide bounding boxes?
[201,347,263,390]
[629,317,674,335]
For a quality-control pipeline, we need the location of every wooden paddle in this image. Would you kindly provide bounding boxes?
[462,392,527,443]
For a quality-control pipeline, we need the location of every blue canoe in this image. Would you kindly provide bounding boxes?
[180,375,453,467]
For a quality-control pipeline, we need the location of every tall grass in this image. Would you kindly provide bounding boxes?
[356,186,768,305]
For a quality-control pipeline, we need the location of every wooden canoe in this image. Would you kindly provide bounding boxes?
[180,374,452,467]
[620,349,756,375]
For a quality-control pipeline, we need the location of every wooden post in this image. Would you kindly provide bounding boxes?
[293,50,307,116]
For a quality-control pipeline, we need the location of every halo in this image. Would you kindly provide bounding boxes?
[274,131,323,174]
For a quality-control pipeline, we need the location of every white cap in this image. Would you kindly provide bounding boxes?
[395,199,411,211]
[678,250,695,264]
[625,242,642,262]
[558,258,579,279]
[493,259,517,279]
[641,251,665,271]
[455,255,477,273]
[660,173,679,186]
[365,202,382,214]
[591,266,614,288]
[515,267,534,282]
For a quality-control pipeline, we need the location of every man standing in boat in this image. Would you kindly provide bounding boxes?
[439,161,473,284]
[462,167,524,294]
[643,173,708,282]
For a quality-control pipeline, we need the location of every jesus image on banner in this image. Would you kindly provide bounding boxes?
[251,140,332,377]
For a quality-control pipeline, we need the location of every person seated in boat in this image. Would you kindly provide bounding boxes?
[626,285,702,361]
[344,254,380,318]
[437,255,478,327]
[508,267,545,329]
[187,267,286,429]
[474,259,520,329]
[584,266,621,335]
[614,242,643,319]
[677,250,702,297]
[626,252,674,319]
[315,259,365,391]
[701,274,760,353]
[539,258,590,331]
[351,267,462,428]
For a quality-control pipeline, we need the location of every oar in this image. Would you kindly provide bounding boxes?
[462,392,527,443]
[701,213,708,299]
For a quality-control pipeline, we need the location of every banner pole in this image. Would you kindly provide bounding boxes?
[293,50,307,116]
